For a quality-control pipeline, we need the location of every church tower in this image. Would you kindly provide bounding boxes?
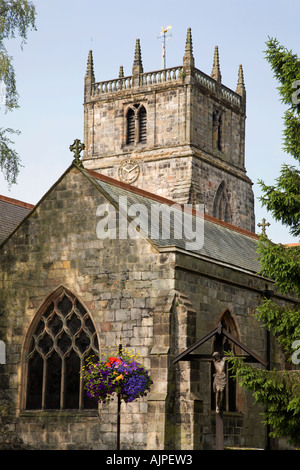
[83,28,255,232]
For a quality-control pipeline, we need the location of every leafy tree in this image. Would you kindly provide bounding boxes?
[227,38,300,448]
[0,0,36,185]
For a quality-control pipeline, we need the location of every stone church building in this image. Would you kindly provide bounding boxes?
[0,29,297,450]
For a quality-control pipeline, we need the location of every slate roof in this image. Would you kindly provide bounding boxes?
[85,169,261,274]
[0,166,261,274]
[0,195,34,244]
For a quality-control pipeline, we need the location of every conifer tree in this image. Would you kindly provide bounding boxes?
[228,38,300,447]
[0,0,36,185]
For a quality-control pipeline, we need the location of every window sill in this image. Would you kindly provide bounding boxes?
[122,142,147,149]
[19,409,99,417]
[210,410,244,418]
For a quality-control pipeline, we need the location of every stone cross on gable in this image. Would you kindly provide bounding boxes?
[257,218,270,236]
[70,139,85,167]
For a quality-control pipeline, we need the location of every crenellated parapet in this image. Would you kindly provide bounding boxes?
[91,66,185,95]
[84,27,246,114]
[83,28,254,233]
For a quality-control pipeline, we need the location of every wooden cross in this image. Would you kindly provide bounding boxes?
[69,139,85,166]
[173,323,268,450]
[257,218,270,236]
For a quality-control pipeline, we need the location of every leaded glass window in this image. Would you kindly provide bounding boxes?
[26,289,99,410]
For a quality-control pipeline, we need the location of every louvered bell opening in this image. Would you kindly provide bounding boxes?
[127,108,135,145]
[139,107,147,143]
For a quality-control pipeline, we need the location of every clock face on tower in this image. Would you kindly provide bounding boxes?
[118,159,140,184]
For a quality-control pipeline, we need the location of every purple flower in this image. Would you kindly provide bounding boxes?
[82,355,152,404]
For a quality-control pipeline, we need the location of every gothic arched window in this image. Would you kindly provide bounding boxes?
[211,310,240,412]
[213,181,231,223]
[24,287,99,410]
[126,104,147,145]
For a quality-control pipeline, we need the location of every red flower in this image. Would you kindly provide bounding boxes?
[109,357,121,365]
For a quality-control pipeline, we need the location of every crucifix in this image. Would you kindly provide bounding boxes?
[173,322,267,450]
[257,218,270,236]
[212,351,226,414]
[69,138,85,166]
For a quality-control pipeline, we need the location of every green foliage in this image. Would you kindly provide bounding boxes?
[283,110,300,161]
[264,37,300,161]
[227,353,300,447]
[0,0,36,185]
[0,0,36,112]
[256,299,300,359]
[258,165,300,237]
[0,127,21,185]
[232,37,300,447]
[258,38,300,238]
[0,0,36,39]
[257,235,300,294]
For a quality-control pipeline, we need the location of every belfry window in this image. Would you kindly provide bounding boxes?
[126,104,147,145]
[126,108,135,145]
[138,106,147,142]
[25,288,99,410]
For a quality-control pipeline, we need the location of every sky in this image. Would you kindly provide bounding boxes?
[0,0,299,244]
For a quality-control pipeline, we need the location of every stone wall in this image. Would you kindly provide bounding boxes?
[83,148,255,233]
[0,165,296,449]
[189,153,255,232]
[0,166,176,450]
[83,60,254,232]
[147,290,202,450]
[83,84,187,161]
[173,250,293,449]
[190,84,245,169]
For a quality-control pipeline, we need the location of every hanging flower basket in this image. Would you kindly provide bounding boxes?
[81,347,152,404]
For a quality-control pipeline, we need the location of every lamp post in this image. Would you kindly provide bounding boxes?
[117,339,122,450]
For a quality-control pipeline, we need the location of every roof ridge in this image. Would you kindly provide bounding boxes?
[85,168,259,240]
[0,194,34,210]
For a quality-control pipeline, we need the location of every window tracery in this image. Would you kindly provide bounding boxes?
[24,287,99,410]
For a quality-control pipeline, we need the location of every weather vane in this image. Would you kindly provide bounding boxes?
[158,26,172,69]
